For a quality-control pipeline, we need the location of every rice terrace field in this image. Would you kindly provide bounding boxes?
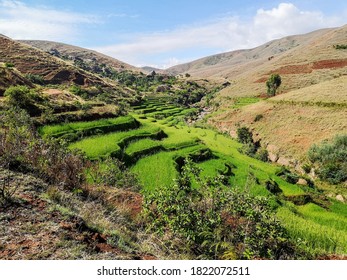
[39,96,347,256]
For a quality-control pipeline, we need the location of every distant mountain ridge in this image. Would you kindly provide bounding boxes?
[0,35,111,94]
[164,25,347,99]
[20,40,139,73]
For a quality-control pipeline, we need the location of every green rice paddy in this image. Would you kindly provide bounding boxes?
[39,96,347,256]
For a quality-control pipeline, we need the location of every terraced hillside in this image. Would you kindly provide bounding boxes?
[39,97,347,256]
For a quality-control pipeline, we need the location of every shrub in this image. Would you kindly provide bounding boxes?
[275,166,299,184]
[86,157,140,191]
[254,114,263,122]
[255,147,269,162]
[4,62,14,68]
[239,142,257,157]
[4,85,42,116]
[0,107,86,189]
[266,74,281,96]
[25,73,45,85]
[237,126,253,144]
[143,158,296,259]
[308,135,347,184]
[334,44,347,50]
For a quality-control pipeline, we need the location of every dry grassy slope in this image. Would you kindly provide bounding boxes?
[211,76,347,165]
[165,25,347,166]
[0,35,113,87]
[167,25,347,98]
[20,40,139,73]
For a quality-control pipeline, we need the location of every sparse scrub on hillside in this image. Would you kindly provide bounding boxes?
[0,107,86,189]
[334,44,347,50]
[308,135,347,184]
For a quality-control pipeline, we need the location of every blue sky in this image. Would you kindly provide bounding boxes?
[0,1,346,68]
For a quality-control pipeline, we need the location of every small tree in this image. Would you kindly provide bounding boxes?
[237,126,253,144]
[4,85,32,108]
[266,74,281,96]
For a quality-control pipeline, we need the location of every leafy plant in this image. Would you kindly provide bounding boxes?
[143,158,296,259]
[237,126,253,144]
[254,114,263,122]
[87,157,140,191]
[0,107,86,189]
[25,73,45,85]
[4,62,14,68]
[308,135,347,184]
[334,44,347,50]
[4,85,43,116]
[266,74,281,96]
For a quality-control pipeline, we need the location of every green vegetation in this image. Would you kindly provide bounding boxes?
[4,62,14,68]
[0,108,85,190]
[143,159,298,259]
[308,134,347,184]
[236,126,268,162]
[237,126,253,144]
[3,89,347,259]
[232,97,261,108]
[266,73,282,96]
[69,123,163,159]
[4,85,44,116]
[25,73,45,85]
[39,115,138,140]
[334,44,347,50]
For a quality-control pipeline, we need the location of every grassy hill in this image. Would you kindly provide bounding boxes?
[167,25,347,96]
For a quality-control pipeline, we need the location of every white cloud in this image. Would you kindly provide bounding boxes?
[94,2,345,68]
[252,3,342,41]
[0,0,98,41]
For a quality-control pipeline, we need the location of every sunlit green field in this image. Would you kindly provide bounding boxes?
[39,96,347,256]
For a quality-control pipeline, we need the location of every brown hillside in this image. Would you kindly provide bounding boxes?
[0,35,111,87]
[167,25,347,97]
[165,25,347,165]
[20,40,139,73]
[211,76,347,166]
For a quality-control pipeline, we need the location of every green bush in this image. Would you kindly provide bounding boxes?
[87,157,140,191]
[255,147,269,162]
[254,114,263,122]
[308,135,347,184]
[266,74,281,96]
[334,44,347,50]
[4,85,42,116]
[237,126,253,144]
[143,158,296,259]
[275,166,299,184]
[4,62,14,68]
[25,73,45,85]
[0,108,86,189]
